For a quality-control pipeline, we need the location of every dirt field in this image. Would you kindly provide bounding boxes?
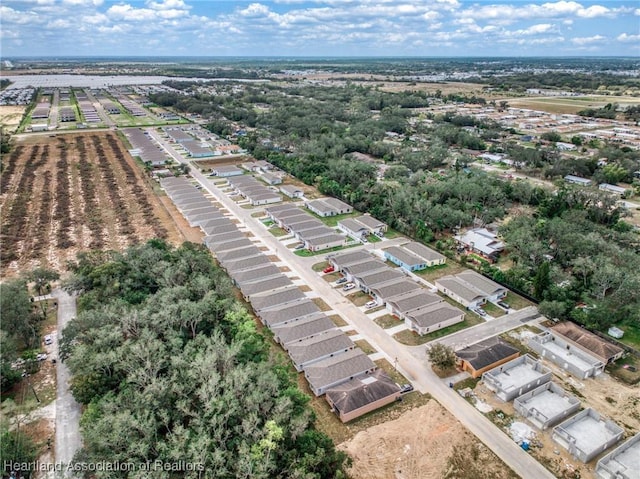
[340,400,518,479]
[508,95,640,115]
[0,131,184,277]
[0,105,26,133]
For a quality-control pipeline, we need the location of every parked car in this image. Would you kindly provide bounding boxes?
[400,383,414,393]
[365,300,378,309]
[335,277,348,285]
[323,266,335,274]
[343,283,356,291]
[36,353,48,361]
[497,301,510,309]
[475,308,487,317]
[294,243,305,250]
[44,334,53,345]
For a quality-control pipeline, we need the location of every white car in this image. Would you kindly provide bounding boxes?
[36,353,48,361]
[365,300,378,309]
[343,283,356,291]
[44,334,53,345]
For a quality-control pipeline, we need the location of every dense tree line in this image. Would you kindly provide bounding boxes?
[61,240,348,479]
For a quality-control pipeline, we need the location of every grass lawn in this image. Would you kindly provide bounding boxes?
[355,339,377,355]
[328,314,348,327]
[346,290,373,307]
[503,291,534,310]
[294,243,358,257]
[374,314,403,329]
[607,355,640,385]
[311,261,329,272]
[251,212,265,218]
[311,298,332,312]
[394,314,482,346]
[616,322,640,350]
[367,233,381,243]
[414,262,465,281]
[314,211,361,227]
[383,228,402,239]
[482,302,506,318]
[268,226,288,237]
[323,272,341,283]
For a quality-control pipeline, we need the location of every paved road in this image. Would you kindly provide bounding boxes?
[150,130,555,479]
[430,306,542,351]
[52,289,82,471]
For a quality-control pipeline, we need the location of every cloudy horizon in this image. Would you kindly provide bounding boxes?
[1,0,639,58]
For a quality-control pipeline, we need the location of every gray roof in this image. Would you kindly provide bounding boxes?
[383,246,425,267]
[201,223,238,236]
[178,199,211,210]
[386,290,442,314]
[456,270,506,297]
[355,269,406,288]
[329,250,374,268]
[249,192,282,201]
[216,246,263,263]
[406,304,464,328]
[204,231,246,245]
[306,199,334,214]
[455,338,520,370]
[323,197,352,211]
[370,279,422,301]
[224,255,271,273]
[250,286,306,312]
[289,220,325,232]
[343,260,387,276]
[232,264,282,284]
[402,242,446,263]
[272,313,336,345]
[209,238,254,253]
[304,349,376,393]
[280,184,303,195]
[298,227,335,240]
[325,370,400,416]
[240,275,293,297]
[305,234,345,247]
[213,165,243,174]
[259,299,320,327]
[436,276,486,304]
[354,215,385,230]
[278,213,313,225]
[339,218,368,233]
[200,217,232,230]
[286,330,355,367]
[265,203,298,214]
[454,229,504,257]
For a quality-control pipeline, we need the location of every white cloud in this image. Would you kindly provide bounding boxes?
[62,0,104,6]
[462,1,622,22]
[617,33,640,43]
[46,18,72,29]
[0,5,40,24]
[572,34,605,44]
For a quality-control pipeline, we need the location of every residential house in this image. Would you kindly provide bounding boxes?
[280,184,304,199]
[454,228,505,261]
[405,303,464,335]
[286,329,355,371]
[482,354,552,401]
[258,299,320,327]
[455,338,520,378]
[211,165,244,177]
[337,218,369,241]
[549,322,624,365]
[325,370,401,422]
[595,432,640,479]
[272,313,336,345]
[564,175,592,186]
[513,382,581,430]
[305,234,346,252]
[304,348,377,396]
[401,242,446,267]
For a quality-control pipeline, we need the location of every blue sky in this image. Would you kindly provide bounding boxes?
[1,0,638,57]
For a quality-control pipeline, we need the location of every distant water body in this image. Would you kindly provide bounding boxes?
[0,74,268,89]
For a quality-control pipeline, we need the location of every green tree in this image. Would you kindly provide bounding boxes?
[0,279,39,348]
[427,343,456,370]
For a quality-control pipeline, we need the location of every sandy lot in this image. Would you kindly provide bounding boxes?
[340,400,518,479]
[0,105,26,133]
[0,131,185,277]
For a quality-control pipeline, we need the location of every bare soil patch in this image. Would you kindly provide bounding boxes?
[0,131,183,277]
[340,400,518,479]
[0,105,26,133]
